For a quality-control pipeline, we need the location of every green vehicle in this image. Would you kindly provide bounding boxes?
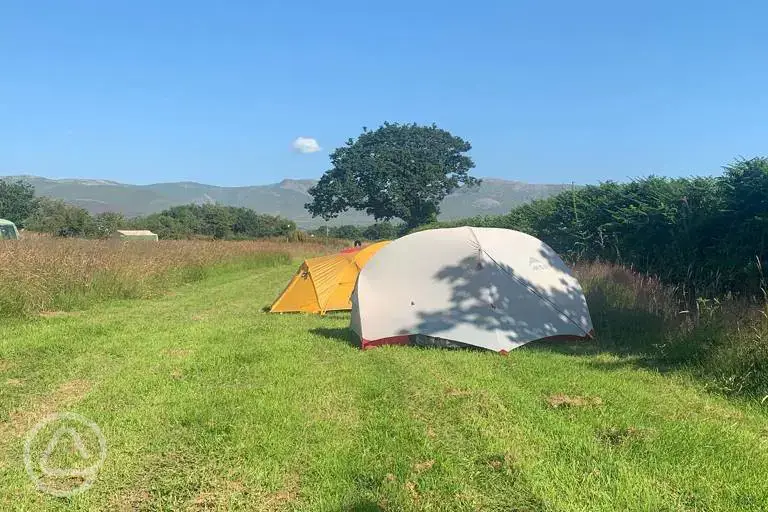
[0,219,20,240]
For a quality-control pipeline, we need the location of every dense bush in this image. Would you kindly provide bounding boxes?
[572,261,768,398]
[25,198,99,237]
[0,179,37,228]
[363,221,398,240]
[131,204,296,240]
[311,221,401,241]
[9,190,296,241]
[421,157,768,297]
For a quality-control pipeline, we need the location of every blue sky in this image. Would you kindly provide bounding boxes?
[1,1,766,186]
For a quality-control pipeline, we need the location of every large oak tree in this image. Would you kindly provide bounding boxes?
[306,122,479,229]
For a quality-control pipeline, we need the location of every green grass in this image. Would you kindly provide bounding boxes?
[1,260,767,511]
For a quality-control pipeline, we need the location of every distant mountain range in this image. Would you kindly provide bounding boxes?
[3,175,572,228]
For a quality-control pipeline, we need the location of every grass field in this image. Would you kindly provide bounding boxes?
[1,255,768,510]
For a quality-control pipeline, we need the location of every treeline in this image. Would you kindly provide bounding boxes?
[0,181,297,240]
[309,221,401,241]
[0,179,398,241]
[0,181,117,238]
[421,157,768,296]
[131,204,295,239]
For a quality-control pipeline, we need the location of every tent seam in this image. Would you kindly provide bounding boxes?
[479,248,589,337]
[304,261,326,314]
[469,227,507,347]
[467,226,482,251]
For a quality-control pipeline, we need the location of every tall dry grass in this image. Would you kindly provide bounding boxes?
[573,261,768,399]
[0,237,344,318]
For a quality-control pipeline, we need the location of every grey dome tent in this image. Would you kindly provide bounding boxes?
[351,227,594,353]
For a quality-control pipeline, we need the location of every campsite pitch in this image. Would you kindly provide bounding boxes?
[0,258,767,510]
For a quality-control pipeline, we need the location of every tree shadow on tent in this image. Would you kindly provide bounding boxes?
[396,244,593,348]
[314,240,711,379]
[389,242,702,376]
[310,327,360,348]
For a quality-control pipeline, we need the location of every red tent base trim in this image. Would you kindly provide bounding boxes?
[361,335,410,350]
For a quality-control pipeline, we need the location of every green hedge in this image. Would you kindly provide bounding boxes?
[419,157,768,297]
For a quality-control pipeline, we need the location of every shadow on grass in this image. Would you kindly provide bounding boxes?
[309,272,711,377]
[522,265,768,398]
[311,327,491,353]
[311,327,360,348]
[524,282,683,370]
[343,500,381,512]
[310,259,767,398]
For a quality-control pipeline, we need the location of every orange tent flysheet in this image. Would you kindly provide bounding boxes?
[269,241,390,314]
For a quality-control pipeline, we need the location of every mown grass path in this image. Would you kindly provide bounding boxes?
[1,261,767,511]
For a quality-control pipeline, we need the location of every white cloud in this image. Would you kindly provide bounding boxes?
[291,136,321,154]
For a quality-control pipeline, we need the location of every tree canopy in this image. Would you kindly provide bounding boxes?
[306,122,479,228]
[25,198,94,237]
[0,179,37,227]
[132,204,296,240]
[3,178,296,240]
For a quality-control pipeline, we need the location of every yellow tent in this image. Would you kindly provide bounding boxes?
[269,241,390,314]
